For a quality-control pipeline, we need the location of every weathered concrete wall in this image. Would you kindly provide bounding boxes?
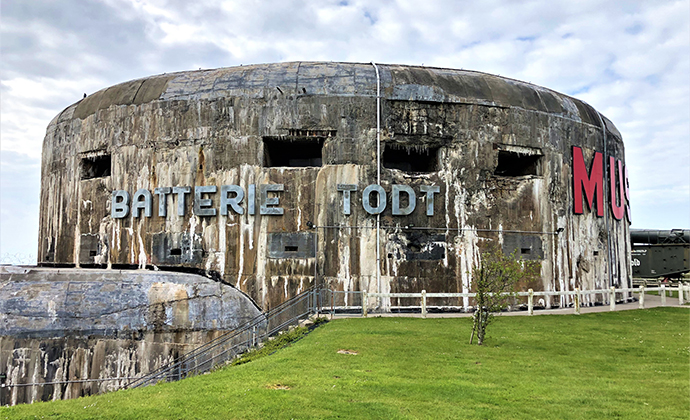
[0,267,261,405]
[37,62,632,311]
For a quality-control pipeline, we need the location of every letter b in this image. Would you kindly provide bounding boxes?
[112,190,130,218]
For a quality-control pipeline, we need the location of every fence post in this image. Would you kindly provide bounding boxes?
[678,283,690,304]
[313,289,318,315]
[610,287,616,311]
[661,285,666,306]
[362,291,368,318]
[313,288,317,314]
[679,284,685,305]
[574,288,580,315]
[421,290,427,318]
[528,289,534,315]
[639,285,644,309]
[679,284,683,304]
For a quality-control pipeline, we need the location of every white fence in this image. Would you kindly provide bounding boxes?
[358,284,690,318]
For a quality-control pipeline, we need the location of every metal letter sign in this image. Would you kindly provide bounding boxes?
[392,185,415,215]
[154,187,171,217]
[220,185,244,215]
[609,157,625,220]
[337,184,357,215]
[194,186,217,217]
[572,146,631,223]
[260,184,284,215]
[132,189,152,218]
[111,190,130,218]
[362,185,386,215]
[111,183,440,219]
[420,185,440,216]
[573,146,604,216]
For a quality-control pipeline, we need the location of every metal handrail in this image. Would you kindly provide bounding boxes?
[126,286,320,389]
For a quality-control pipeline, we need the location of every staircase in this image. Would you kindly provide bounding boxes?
[126,287,322,389]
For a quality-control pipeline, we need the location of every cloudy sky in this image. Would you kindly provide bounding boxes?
[1,0,688,264]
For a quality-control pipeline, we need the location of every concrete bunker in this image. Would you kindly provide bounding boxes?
[3,62,635,404]
[32,62,631,311]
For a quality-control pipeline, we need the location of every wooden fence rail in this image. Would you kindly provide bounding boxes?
[359,284,689,318]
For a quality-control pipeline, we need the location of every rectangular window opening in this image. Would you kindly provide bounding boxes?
[169,248,182,256]
[81,154,111,179]
[264,138,324,168]
[494,150,541,177]
[383,144,439,173]
[268,232,315,259]
[502,233,544,260]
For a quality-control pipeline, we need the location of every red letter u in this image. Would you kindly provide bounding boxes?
[609,157,625,220]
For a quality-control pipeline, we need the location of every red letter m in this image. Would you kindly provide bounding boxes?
[573,146,604,217]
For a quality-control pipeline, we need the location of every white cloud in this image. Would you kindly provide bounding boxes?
[1,76,106,158]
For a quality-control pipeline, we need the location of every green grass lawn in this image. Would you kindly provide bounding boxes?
[3,308,688,420]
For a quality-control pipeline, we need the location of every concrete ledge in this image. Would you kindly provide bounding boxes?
[0,267,262,338]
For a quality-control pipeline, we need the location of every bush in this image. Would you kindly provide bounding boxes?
[470,246,540,345]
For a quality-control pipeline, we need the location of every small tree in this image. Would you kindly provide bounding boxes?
[469,246,540,345]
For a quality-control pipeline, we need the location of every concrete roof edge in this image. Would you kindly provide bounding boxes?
[54,62,610,128]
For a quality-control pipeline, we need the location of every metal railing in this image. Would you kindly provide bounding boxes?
[125,286,321,389]
[321,289,363,313]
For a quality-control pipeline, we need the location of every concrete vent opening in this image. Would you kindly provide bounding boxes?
[383,144,439,172]
[264,138,323,167]
[494,151,541,176]
[81,154,111,179]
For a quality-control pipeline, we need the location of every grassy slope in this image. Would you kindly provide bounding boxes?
[3,308,688,420]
